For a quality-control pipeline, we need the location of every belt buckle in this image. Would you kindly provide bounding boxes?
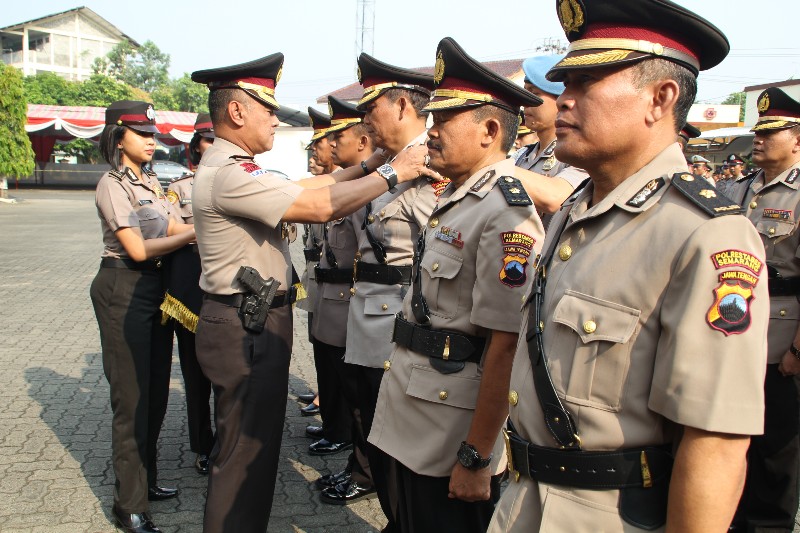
[502,429,520,483]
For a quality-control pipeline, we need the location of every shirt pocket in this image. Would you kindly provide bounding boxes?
[135,206,168,240]
[327,218,356,251]
[421,249,463,319]
[551,290,640,412]
[364,294,403,316]
[368,201,402,243]
[321,282,352,303]
[406,364,480,410]
[756,218,796,254]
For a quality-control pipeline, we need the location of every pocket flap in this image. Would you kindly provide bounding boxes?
[770,297,800,320]
[376,202,401,222]
[321,282,352,302]
[421,250,463,280]
[364,294,402,315]
[756,219,795,239]
[406,364,480,410]
[552,290,640,344]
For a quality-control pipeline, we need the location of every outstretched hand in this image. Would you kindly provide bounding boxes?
[392,144,446,184]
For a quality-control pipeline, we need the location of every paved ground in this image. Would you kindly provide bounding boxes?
[0,190,385,532]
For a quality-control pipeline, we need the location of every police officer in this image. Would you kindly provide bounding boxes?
[190,53,431,533]
[721,152,747,196]
[90,100,196,533]
[514,54,587,229]
[677,122,701,150]
[162,113,215,476]
[368,37,545,533]
[489,1,769,531]
[728,87,800,532]
[342,53,440,531]
[512,124,538,152]
[315,95,380,504]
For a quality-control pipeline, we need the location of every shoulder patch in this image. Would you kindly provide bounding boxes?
[109,169,124,181]
[669,173,743,217]
[496,176,532,206]
[165,190,179,205]
[470,170,495,192]
[626,178,665,208]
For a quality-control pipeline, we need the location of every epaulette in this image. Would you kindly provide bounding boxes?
[144,168,157,178]
[496,176,532,206]
[669,172,743,217]
[736,169,759,183]
[785,168,799,184]
[171,172,194,183]
[109,168,124,181]
[229,154,255,161]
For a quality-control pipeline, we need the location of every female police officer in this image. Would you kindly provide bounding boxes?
[90,100,196,533]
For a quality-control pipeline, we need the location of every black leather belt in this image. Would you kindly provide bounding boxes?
[314,266,353,284]
[304,248,322,261]
[504,429,673,489]
[392,315,485,363]
[768,277,800,297]
[204,287,296,309]
[354,261,412,285]
[101,257,162,270]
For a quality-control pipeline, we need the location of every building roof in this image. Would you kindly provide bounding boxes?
[317,57,525,103]
[0,6,140,47]
[744,79,800,93]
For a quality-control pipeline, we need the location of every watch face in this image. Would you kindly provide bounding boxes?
[377,164,394,176]
[458,443,476,468]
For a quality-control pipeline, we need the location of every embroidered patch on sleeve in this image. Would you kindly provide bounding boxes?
[499,232,535,287]
[240,162,269,177]
[710,250,763,276]
[165,190,179,205]
[763,208,792,220]
[707,277,755,336]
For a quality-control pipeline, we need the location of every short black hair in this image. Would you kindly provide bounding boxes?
[471,105,518,153]
[99,125,128,168]
[384,88,430,118]
[208,88,248,125]
[189,133,203,166]
[631,58,697,134]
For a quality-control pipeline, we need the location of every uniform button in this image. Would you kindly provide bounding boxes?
[380,210,386,217]
[339,292,345,298]
[508,390,519,406]
[381,304,388,311]
[350,288,356,295]
[583,320,597,334]
[558,244,572,261]
[780,309,787,317]
[367,215,375,223]
[749,201,758,209]
[439,390,448,400]
[769,227,776,235]
[432,262,439,271]
[430,218,439,228]
[383,360,391,371]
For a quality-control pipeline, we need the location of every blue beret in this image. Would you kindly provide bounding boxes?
[521,55,566,96]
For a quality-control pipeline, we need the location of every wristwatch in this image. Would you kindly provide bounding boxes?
[790,343,800,360]
[457,441,492,470]
[376,164,398,192]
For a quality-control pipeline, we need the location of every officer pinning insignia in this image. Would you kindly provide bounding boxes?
[786,168,799,184]
[670,173,743,217]
[627,177,665,207]
[165,190,179,205]
[434,226,464,248]
[497,177,533,206]
[500,232,535,287]
[470,170,495,192]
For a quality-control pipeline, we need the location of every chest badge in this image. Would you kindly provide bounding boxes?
[434,226,464,248]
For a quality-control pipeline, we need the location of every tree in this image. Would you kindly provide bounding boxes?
[23,72,78,105]
[95,40,170,94]
[0,63,36,192]
[73,74,135,107]
[160,74,208,113]
[722,91,746,122]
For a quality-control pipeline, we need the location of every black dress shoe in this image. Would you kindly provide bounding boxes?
[320,480,377,505]
[297,392,316,404]
[315,469,351,490]
[112,506,162,533]
[300,403,320,416]
[147,486,178,501]
[308,438,352,456]
[305,425,324,439]
[194,454,210,475]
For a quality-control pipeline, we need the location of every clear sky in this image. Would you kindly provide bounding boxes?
[3,0,799,110]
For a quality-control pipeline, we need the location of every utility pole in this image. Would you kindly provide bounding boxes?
[355,0,375,59]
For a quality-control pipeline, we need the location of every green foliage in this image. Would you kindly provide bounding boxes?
[23,72,78,105]
[152,74,208,113]
[0,64,36,179]
[96,40,170,94]
[60,139,101,164]
[721,92,746,122]
[73,74,135,107]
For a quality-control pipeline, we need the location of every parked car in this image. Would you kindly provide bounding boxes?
[150,161,191,188]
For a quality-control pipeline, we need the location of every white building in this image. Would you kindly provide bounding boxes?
[0,6,137,81]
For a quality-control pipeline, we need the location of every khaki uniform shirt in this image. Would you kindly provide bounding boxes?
[297,223,325,314]
[344,131,441,368]
[729,161,800,363]
[310,210,363,347]
[166,174,194,224]
[193,137,302,295]
[369,158,545,477]
[489,144,768,533]
[95,167,174,258]
[514,140,588,229]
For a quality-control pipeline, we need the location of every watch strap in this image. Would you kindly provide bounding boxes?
[790,343,800,359]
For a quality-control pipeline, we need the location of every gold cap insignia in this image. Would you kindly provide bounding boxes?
[559,0,585,34]
[434,51,445,85]
[699,189,717,199]
[328,102,334,117]
[758,93,770,113]
[276,65,282,85]
[356,66,362,83]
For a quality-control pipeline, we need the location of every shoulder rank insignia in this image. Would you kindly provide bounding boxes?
[497,176,532,206]
[785,168,799,184]
[470,170,495,192]
[626,178,665,207]
[670,173,743,217]
[144,168,157,178]
[109,168,124,181]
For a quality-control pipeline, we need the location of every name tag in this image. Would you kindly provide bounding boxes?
[180,199,192,205]
[139,199,153,205]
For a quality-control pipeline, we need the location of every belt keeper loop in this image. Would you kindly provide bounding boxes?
[640,450,653,488]
[443,336,450,360]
